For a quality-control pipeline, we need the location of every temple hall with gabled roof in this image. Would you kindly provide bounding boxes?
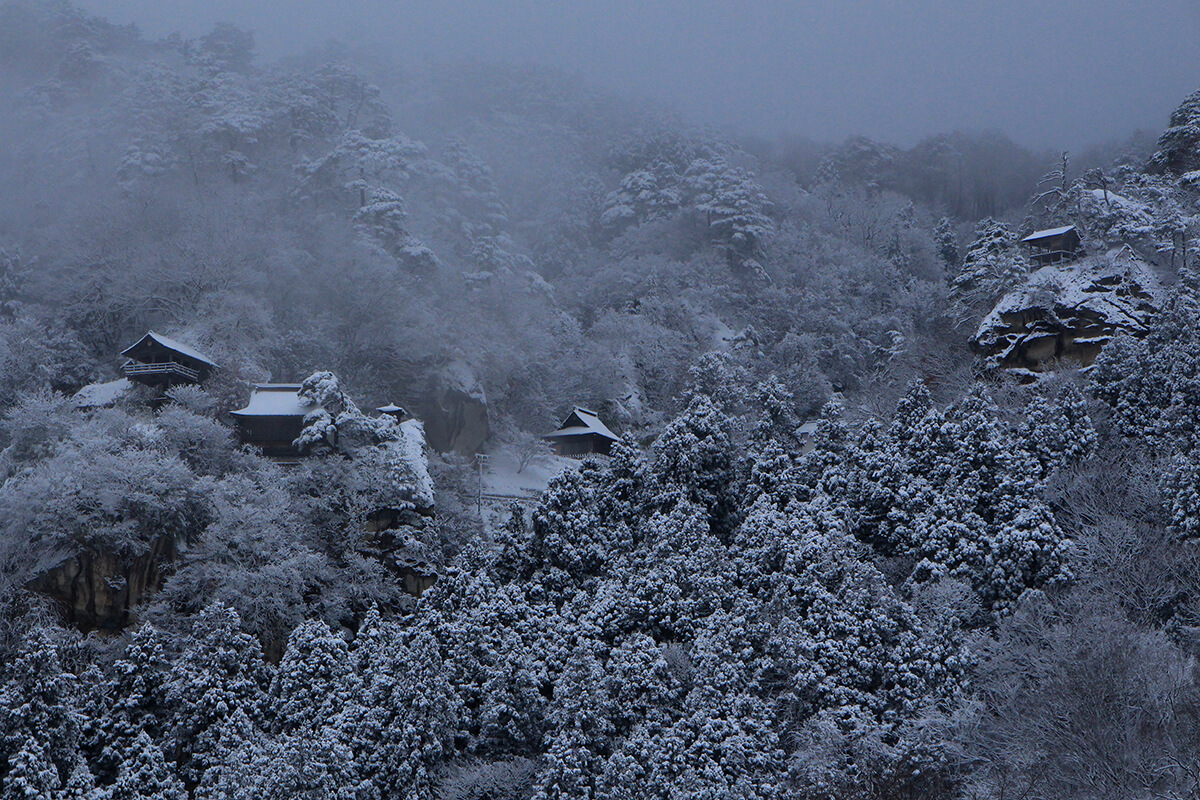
[544,406,620,457]
[120,331,218,389]
[230,383,322,458]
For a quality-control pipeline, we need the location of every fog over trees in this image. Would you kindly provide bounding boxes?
[3,2,1200,799]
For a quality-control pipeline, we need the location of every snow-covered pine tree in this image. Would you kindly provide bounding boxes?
[164,604,271,785]
[948,219,1028,319]
[267,619,357,736]
[353,188,438,274]
[342,630,458,800]
[0,630,88,798]
[110,732,186,800]
[934,216,959,270]
[684,157,773,259]
[531,649,614,800]
[1149,88,1200,175]
[91,624,171,785]
[1090,275,1200,450]
[1019,384,1097,479]
[1,738,62,800]
[600,166,682,230]
[648,396,743,538]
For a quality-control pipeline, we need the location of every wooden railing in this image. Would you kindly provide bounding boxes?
[123,361,200,382]
[1029,249,1080,264]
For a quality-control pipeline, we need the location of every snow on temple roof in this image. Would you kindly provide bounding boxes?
[121,331,219,368]
[73,378,134,408]
[797,421,820,437]
[545,406,619,441]
[1021,225,1076,243]
[230,384,318,417]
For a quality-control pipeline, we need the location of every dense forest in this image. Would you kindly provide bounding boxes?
[3,2,1200,798]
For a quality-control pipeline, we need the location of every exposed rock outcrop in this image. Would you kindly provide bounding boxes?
[31,377,441,629]
[364,507,439,597]
[972,248,1163,375]
[28,537,176,630]
[422,359,489,454]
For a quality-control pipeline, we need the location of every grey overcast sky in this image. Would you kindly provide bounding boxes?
[78,0,1200,150]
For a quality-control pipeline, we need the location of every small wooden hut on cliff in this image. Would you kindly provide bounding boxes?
[1021,225,1083,266]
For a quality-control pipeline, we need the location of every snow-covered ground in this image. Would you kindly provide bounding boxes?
[481,445,577,499]
[472,443,579,526]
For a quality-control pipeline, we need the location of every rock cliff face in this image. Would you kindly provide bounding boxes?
[28,410,441,630]
[364,507,439,597]
[972,248,1163,375]
[421,360,489,454]
[28,537,177,630]
[358,421,440,596]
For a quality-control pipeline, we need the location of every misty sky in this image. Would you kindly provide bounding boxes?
[79,0,1200,150]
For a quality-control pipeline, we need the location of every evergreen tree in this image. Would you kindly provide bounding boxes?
[92,625,171,785]
[343,629,458,800]
[414,567,546,756]
[164,604,271,785]
[684,157,774,258]
[110,733,185,800]
[1149,88,1200,175]
[267,620,356,735]
[0,631,86,796]
[1090,277,1200,451]
[613,501,735,642]
[649,396,743,538]
[934,216,959,270]
[532,649,614,800]
[192,709,268,800]
[1019,384,1097,478]
[1,739,62,800]
[837,384,1070,611]
[600,166,682,229]
[948,219,1028,319]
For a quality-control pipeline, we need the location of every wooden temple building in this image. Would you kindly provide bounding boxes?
[1022,225,1083,266]
[120,331,217,389]
[230,384,321,458]
[544,406,620,457]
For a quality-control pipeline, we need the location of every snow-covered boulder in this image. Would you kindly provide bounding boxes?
[972,247,1163,374]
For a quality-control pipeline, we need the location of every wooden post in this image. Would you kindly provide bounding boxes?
[475,453,489,520]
